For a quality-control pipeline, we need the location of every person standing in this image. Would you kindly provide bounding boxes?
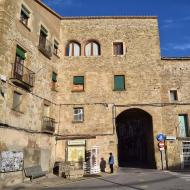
[108,152,114,173]
[100,157,106,172]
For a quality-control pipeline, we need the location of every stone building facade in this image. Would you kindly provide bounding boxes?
[0,0,190,186]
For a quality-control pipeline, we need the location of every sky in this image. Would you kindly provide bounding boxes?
[42,0,190,57]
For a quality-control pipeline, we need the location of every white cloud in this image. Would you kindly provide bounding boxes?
[161,16,190,29]
[163,42,190,51]
[163,19,174,24]
[183,16,190,21]
[172,44,190,50]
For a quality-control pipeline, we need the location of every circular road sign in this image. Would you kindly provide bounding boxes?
[156,134,165,142]
[158,141,165,148]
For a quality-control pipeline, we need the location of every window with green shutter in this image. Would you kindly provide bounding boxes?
[72,76,84,92]
[16,46,26,60]
[73,76,84,85]
[114,75,125,91]
[52,72,57,82]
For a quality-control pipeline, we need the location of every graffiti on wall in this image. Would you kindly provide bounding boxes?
[0,151,24,172]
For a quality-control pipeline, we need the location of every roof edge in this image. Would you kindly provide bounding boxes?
[162,57,190,60]
[61,16,158,20]
[34,0,62,19]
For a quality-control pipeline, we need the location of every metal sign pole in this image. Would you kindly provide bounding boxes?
[160,150,163,170]
[160,149,167,170]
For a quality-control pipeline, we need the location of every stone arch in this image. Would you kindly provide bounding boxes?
[84,40,101,56]
[65,40,81,56]
[116,108,156,168]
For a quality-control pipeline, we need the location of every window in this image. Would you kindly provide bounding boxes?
[114,75,125,91]
[170,90,178,101]
[178,114,189,137]
[85,41,100,56]
[13,91,22,111]
[14,46,26,80]
[39,26,48,48]
[38,26,52,58]
[66,42,81,56]
[113,42,124,55]
[13,46,35,88]
[72,76,84,92]
[53,40,59,56]
[52,72,57,91]
[73,108,84,122]
[52,72,57,82]
[44,104,50,117]
[20,5,30,26]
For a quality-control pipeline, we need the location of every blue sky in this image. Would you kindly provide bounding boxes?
[42,0,190,57]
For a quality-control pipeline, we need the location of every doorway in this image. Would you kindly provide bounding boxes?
[116,108,156,168]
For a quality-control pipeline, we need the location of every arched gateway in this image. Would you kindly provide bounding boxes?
[116,108,156,168]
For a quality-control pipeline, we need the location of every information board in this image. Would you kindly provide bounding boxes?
[0,151,24,173]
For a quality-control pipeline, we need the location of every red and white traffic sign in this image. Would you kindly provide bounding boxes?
[158,141,165,148]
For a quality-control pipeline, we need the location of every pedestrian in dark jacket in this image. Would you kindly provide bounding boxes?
[100,157,106,172]
[108,152,114,173]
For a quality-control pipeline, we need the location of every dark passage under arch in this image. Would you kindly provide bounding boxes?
[116,108,156,168]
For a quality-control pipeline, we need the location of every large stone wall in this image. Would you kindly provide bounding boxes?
[161,58,190,169]
[55,17,163,168]
[1,0,190,186]
[0,0,60,186]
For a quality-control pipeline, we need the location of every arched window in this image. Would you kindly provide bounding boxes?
[66,41,81,56]
[85,41,100,56]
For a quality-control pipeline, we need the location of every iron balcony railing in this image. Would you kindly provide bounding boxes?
[13,61,35,87]
[42,116,56,134]
[38,37,53,58]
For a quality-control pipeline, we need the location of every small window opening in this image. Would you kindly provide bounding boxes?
[113,42,124,55]
[73,107,84,122]
[20,5,30,26]
[170,90,178,101]
[72,76,84,92]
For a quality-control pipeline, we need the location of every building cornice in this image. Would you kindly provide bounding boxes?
[61,16,158,20]
[34,0,62,19]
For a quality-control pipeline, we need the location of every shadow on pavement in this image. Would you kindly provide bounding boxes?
[41,174,177,190]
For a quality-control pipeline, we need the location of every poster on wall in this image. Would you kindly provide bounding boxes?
[0,151,24,173]
[68,146,85,162]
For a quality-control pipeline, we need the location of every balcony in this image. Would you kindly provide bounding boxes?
[11,62,35,91]
[38,38,52,59]
[42,116,56,134]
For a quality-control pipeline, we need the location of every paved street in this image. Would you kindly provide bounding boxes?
[4,168,190,190]
[59,168,190,190]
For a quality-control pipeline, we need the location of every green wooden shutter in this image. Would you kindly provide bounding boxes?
[114,75,125,90]
[73,76,84,85]
[52,72,57,82]
[16,46,26,59]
